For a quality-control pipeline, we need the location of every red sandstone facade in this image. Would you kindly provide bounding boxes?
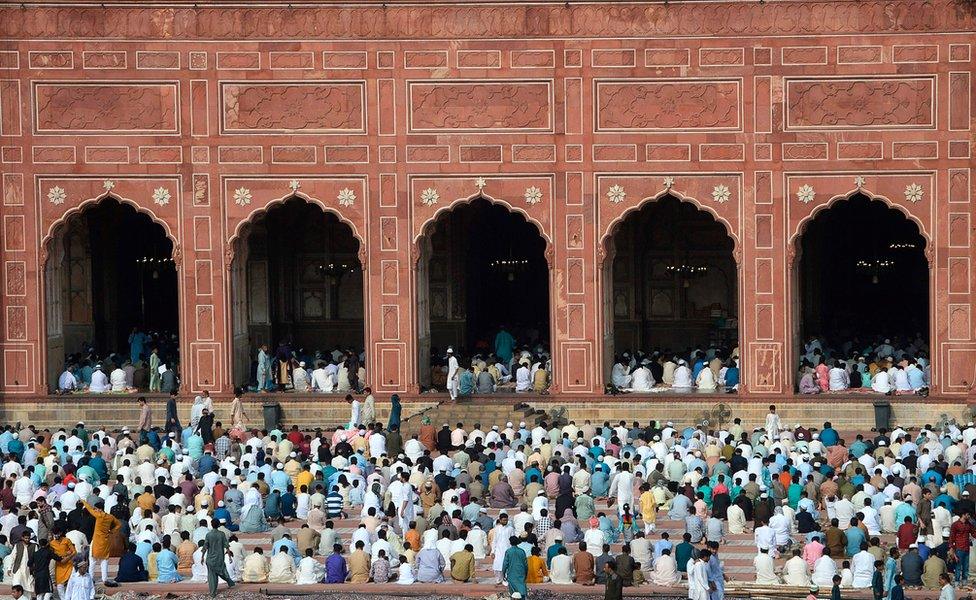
[0,1,974,400]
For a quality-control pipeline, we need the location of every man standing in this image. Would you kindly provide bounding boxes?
[494,326,515,366]
[765,405,781,438]
[604,560,623,600]
[82,499,120,584]
[502,535,528,598]
[705,541,725,600]
[688,549,711,600]
[948,512,975,583]
[446,348,459,400]
[165,391,181,436]
[196,408,215,445]
[202,521,235,597]
[347,394,361,428]
[149,348,162,391]
[138,397,152,433]
[490,513,514,584]
[160,364,178,393]
[129,327,149,364]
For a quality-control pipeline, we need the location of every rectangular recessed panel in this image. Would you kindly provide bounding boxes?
[221,81,366,134]
[34,82,178,134]
[786,77,934,130]
[408,80,552,133]
[596,79,740,131]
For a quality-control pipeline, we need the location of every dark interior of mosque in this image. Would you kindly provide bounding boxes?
[798,193,929,348]
[607,196,739,359]
[421,198,550,362]
[45,198,179,385]
[236,198,364,370]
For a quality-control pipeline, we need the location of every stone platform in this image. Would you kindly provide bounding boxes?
[1,393,970,432]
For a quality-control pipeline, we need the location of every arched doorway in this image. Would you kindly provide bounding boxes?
[230,197,364,391]
[44,197,179,392]
[416,197,550,392]
[603,195,739,389]
[795,193,929,387]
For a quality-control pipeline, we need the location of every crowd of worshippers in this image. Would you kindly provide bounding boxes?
[430,346,552,398]
[796,335,931,395]
[251,343,367,393]
[2,402,975,600]
[609,347,740,394]
[427,326,551,397]
[56,328,179,395]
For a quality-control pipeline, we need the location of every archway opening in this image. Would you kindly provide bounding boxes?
[603,195,739,392]
[230,197,365,392]
[417,197,550,393]
[796,193,929,391]
[45,197,179,393]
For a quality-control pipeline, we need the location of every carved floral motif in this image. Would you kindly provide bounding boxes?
[905,183,924,204]
[597,81,739,131]
[524,186,542,206]
[712,185,730,204]
[47,186,66,205]
[337,188,356,207]
[34,83,178,132]
[233,187,252,207]
[152,186,171,206]
[222,83,365,133]
[606,184,626,204]
[420,188,439,207]
[797,184,816,204]
[787,78,933,128]
[409,82,551,132]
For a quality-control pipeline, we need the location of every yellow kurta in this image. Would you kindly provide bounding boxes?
[48,537,76,585]
[639,490,658,524]
[526,554,549,583]
[83,501,121,559]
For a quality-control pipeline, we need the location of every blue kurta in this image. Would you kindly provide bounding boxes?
[494,330,515,363]
[502,545,528,597]
[156,549,182,583]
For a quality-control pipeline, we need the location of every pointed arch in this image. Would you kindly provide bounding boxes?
[790,188,930,251]
[228,191,364,251]
[42,193,178,263]
[414,191,552,249]
[601,189,740,262]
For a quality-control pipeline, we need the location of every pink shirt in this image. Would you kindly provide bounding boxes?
[802,539,824,568]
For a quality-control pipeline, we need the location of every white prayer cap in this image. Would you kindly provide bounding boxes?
[299,361,305,367]
[95,364,102,369]
[446,347,454,354]
[276,463,284,469]
[158,365,167,374]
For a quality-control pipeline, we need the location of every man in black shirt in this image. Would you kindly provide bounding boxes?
[603,559,623,600]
